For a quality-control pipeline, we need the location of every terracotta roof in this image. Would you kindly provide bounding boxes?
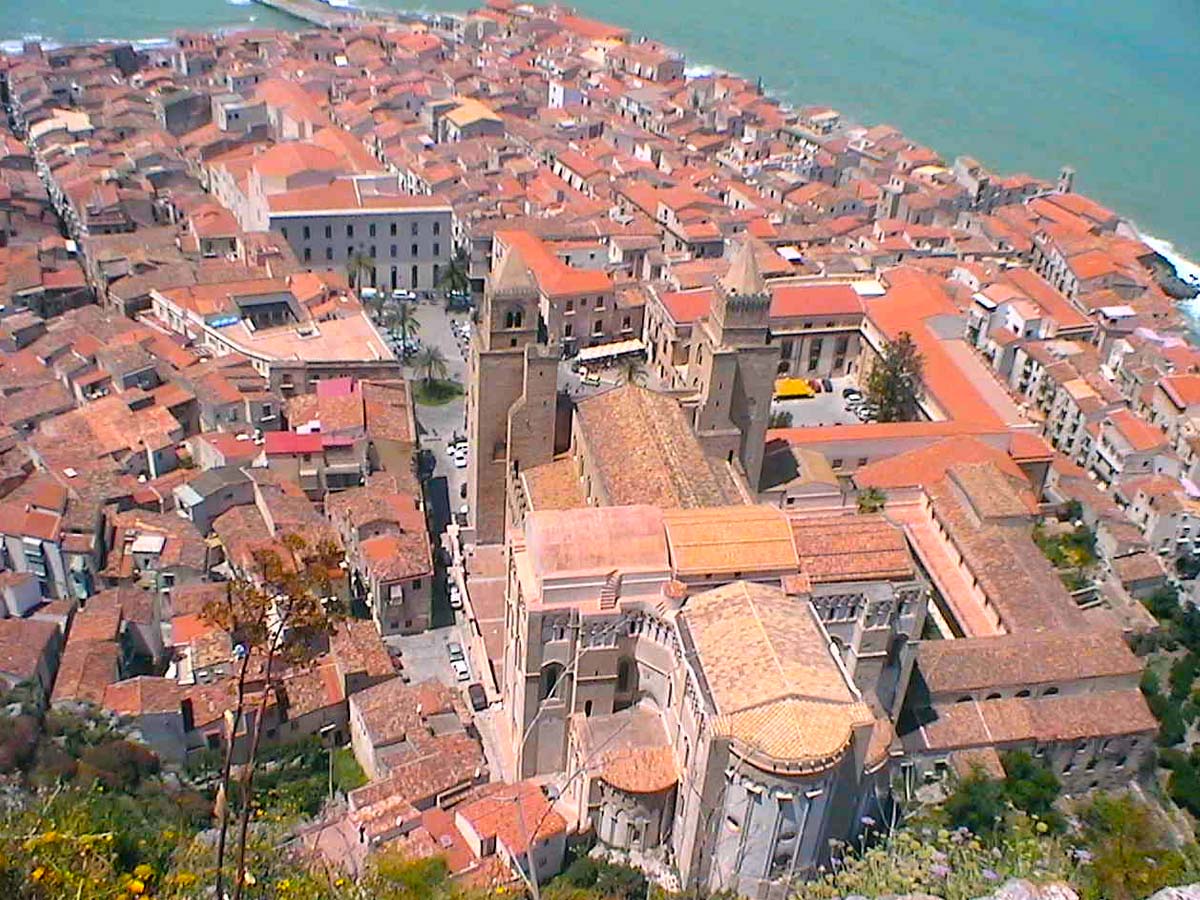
[520,457,588,511]
[855,436,1034,504]
[680,581,874,771]
[525,505,669,580]
[455,781,565,856]
[575,385,743,509]
[102,675,181,717]
[789,514,913,583]
[917,629,1140,695]
[1161,374,1200,409]
[918,690,1157,751]
[662,505,798,577]
[360,531,432,582]
[0,618,59,683]
[1106,408,1167,453]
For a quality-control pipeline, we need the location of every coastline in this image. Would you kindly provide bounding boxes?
[4,10,1200,311]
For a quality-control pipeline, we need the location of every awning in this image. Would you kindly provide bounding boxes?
[575,338,644,364]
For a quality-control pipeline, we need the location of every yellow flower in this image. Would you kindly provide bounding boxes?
[127,878,146,895]
[1035,821,1049,834]
[173,872,198,888]
[133,864,154,880]
[335,878,346,887]
[243,871,257,886]
[31,866,45,882]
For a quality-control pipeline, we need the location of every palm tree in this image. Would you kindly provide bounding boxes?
[386,300,420,354]
[363,291,386,322]
[415,345,449,385]
[346,250,376,291]
[857,487,887,514]
[438,245,471,299]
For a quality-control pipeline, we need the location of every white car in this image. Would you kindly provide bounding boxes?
[451,658,470,682]
[452,446,468,468]
[449,587,464,611]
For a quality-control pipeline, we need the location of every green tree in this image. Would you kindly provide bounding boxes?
[415,345,449,385]
[1079,792,1190,900]
[438,245,471,297]
[856,487,887,514]
[866,331,925,422]
[386,299,421,355]
[347,250,376,291]
[1000,751,1062,826]
[201,535,346,900]
[944,767,1005,835]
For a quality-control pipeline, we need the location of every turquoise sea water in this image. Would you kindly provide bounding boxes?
[2,0,1198,266]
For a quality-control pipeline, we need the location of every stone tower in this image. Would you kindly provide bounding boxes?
[1057,165,1075,194]
[689,238,778,491]
[466,247,558,545]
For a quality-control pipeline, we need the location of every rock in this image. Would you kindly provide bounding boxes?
[974,880,1077,900]
[1148,887,1200,900]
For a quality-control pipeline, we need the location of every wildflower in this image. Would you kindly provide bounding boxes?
[1035,821,1049,833]
[1071,848,1094,863]
[982,868,1000,881]
[31,866,45,882]
[860,815,876,827]
[930,863,951,878]
[243,871,257,886]
[127,879,146,895]
[335,878,346,887]
[174,872,198,887]
[133,864,153,881]
[931,850,948,863]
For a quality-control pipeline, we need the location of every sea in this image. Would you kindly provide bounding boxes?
[2,0,1199,300]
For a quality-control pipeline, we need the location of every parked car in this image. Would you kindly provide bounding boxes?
[451,659,471,682]
[449,585,463,611]
[446,641,465,662]
[843,387,863,401]
[466,682,488,712]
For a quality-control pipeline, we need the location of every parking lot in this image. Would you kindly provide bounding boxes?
[772,375,872,428]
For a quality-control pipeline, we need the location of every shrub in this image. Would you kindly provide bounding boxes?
[944,768,1005,835]
[1001,751,1063,828]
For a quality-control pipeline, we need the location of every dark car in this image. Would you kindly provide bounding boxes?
[467,682,488,712]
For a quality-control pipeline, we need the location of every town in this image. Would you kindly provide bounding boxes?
[0,2,1198,898]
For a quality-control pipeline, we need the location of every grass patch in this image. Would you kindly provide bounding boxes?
[413,378,464,406]
[1033,522,1097,569]
[332,747,367,793]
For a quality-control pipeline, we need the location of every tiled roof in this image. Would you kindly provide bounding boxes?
[917,630,1141,695]
[576,385,743,509]
[789,514,914,583]
[918,689,1156,752]
[525,505,669,580]
[680,581,873,772]
[662,505,798,577]
[0,617,58,683]
[520,456,587,512]
[455,781,565,856]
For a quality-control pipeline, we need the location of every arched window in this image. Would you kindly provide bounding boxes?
[513,309,524,328]
[539,662,564,701]
[504,310,515,329]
